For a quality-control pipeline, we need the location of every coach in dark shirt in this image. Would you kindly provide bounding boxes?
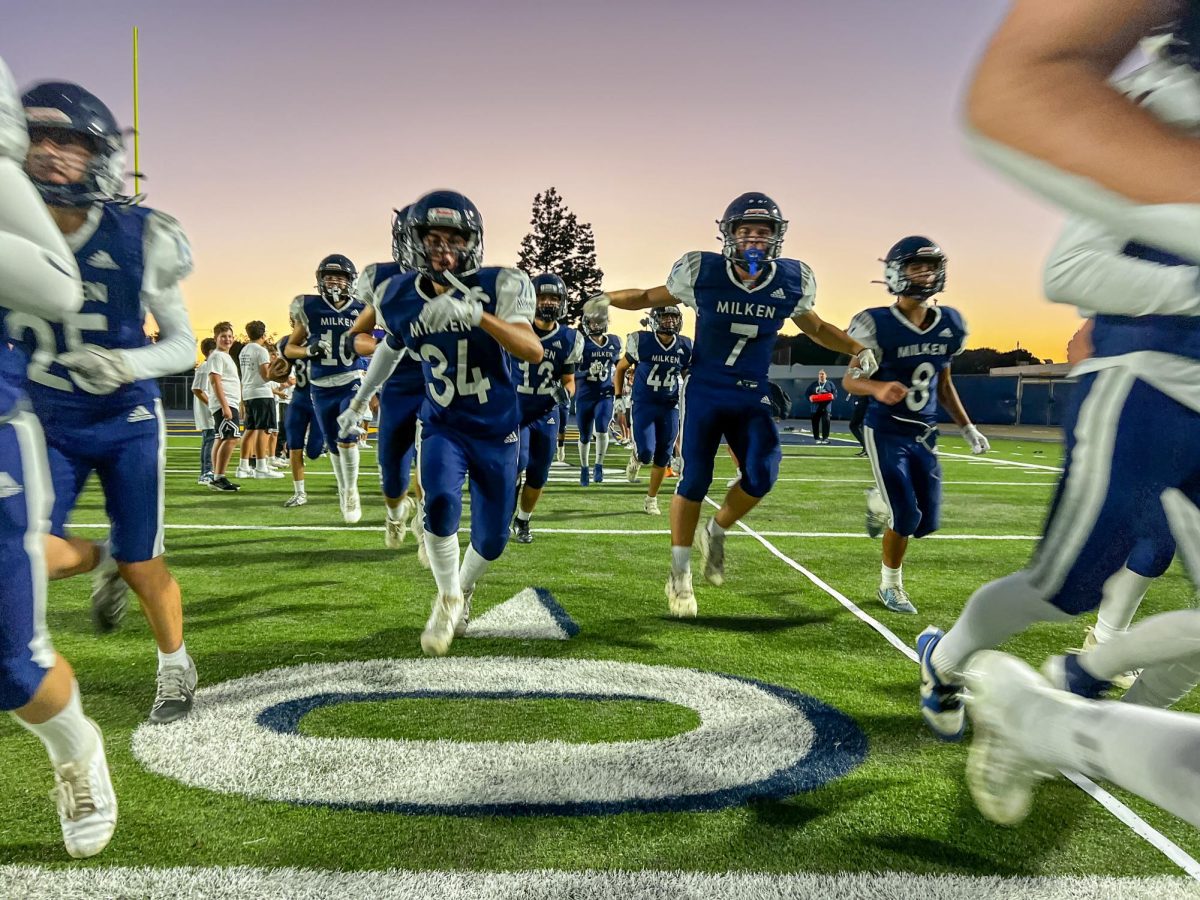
[807,370,836,444]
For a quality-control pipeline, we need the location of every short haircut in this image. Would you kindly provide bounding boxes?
[213,321,233,337]
[200,337,217,357]
[246,320,267,341]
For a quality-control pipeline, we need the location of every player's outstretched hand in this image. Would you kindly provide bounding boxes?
[583,293,611,318]
[963,424,991,455]
[336,401,367,439]
[58,345,133,394]
[873,381,908,406]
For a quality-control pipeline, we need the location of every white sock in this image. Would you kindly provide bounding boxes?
[293,479,306,496]
[881,564,902,589]
[14,681,96,766]
[459,545,492,594]
[342,444,360,493]
[256,458,268,473]
[671,545,691,575]
[578,441,591,468]
[1094,565,1155,643]
[516,509,532,523]
[597,432,610,463]
[329,451,344,494]
[709,519,726,537]
[932,570,1072,678]
[386,502,403,522]
[1083,610,1200,683]
[158,641,189,671]
[1010,680,1200,830]
[425,533,461,597]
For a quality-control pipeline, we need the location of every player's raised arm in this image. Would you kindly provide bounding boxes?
[283,298,312,359]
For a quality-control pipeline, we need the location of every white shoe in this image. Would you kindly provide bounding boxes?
[666,570,697,618]
[89,549,128,634]
[342,489,362,524]
[866,487,889,539]
[421,593,463,657]
[962,650,1057,826]
[283,493,307,508]
[385,517,406,548]
[626,453,641,483]
[411,507,430,569]
[235,466,253,479]
[695,521,726,586]
[54,719,117,859]
[1076,625,1139,690]
[556,446,566,464]
[254,468,285,479]
[644,495,660,515]
[455,587,475,637]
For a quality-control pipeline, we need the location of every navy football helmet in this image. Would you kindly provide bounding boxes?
[718,193,788,268]
[316,254,357,306]
[405,190,484,284]
[21,81,126,206]
[650,305,682,335]
[391,204,417,271]
[583,308,608,337]
[883,236,946,301]
[532,273,568,322]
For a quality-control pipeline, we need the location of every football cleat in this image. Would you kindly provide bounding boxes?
[454,587,475,638]
[695,521,725,586]
[626,453,641,483]
[917,626,965,741]
[878,585,917,615]
[421,593,463,657]
[554,445,566,466]
[283,493,307,508]
[342,488,362,524]
[53,719,117,859]
[594,463,604,484]
[411,508,430,569]
[1074,625,1139,689]
[90,551,128,634]
[963,650,1056,826]
[1041,652,1112,700]
[666,569,697,618]
[865,487,888,538]
[644,495,661,516]
[513,517,533,544]
[855,448,869,457]
[579,466,590,487]
[385,517,406,549]
[149,656,198,724]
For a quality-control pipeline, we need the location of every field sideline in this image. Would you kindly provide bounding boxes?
[2,428,1199,897]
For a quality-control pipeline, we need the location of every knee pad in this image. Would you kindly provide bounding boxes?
[474,531,509,562]
[0,654,47,711]
[676,462,713,502]
[423,492,461,537]
[1128,536,1176,580]
[738,459,778,499]
[638,448,654,466]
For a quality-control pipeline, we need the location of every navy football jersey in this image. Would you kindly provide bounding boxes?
[276,335,314,409]
[577,333,622,398]
[626,330,692,406]
[847,304,968,434]
[665,251,815,390]
[290,292,365,387]
[1090,241,1200,363]
[15,203,188,425]
[358,261,426,397]
[513,322,583,425]
[377,266,534,439]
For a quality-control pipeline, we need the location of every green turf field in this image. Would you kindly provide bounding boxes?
[2,429,1198,897]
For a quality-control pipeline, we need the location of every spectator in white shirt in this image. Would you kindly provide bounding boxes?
[237,321,283,480]
[191,337,217,484]
[207,322,242,492]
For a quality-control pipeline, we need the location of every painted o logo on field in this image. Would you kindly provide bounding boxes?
[132,656,866,816]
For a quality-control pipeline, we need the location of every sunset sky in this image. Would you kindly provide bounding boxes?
[6,0,1085,360]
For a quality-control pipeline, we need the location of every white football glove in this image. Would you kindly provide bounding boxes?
[307,339,333,360]
[963,424,990,455]
[614,395,629,414]
[849,348,879,378]
[583,293,611,318]
[336,398,369,438]
[57,345,134,394]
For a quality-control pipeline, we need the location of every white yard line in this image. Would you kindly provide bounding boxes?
[701,497,1200,880]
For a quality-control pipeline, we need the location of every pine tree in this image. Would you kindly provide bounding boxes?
[517,187,604,325]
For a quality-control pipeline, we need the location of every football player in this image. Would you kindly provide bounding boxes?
[20,81,199,725]
[511,273,583,543]
[586,193,876,616]
[373,190,541,656]
[615,306,692,515]
[283,254,366,523]
[338,206,427,558]
[575,308,621,485]
[844,237,989,615]
[918,4,1200,746]
[272,322,326,507]
[0,56,116,858]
